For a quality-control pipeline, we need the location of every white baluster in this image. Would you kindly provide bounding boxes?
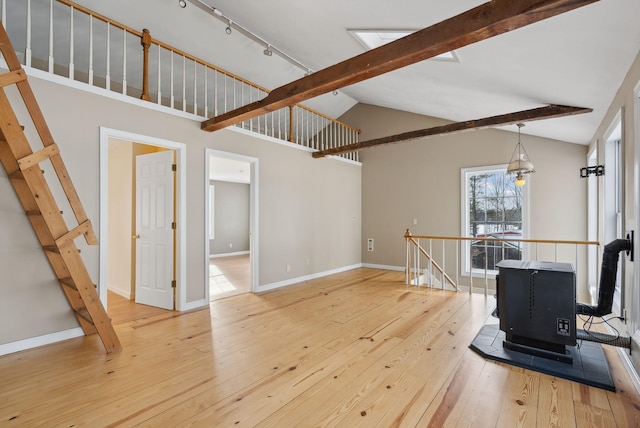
[122,29,127,95]
[170,52,174,108]
[26,0,32,66]
[278,108,281,139]
[223,74,227,113]
[181,55,185,111]
[428,239,433,287]
[213,70,217,115]
[2,0,6,29]
[105,24,110,90]
[156,45,161,105]
[455,240,459,291]
[469,240,473,294]
[68,7,74,79]
[442,240,445,289]
[48,0,54,72]
[193,60,197,114]
[203,66,207,116]
[88,15,93,85]
[232,77,236,111]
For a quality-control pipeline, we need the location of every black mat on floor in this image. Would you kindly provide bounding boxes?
[469,323,615,391]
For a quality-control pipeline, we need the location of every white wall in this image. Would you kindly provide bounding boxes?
[341,103,588,295]
[0,73,361,347]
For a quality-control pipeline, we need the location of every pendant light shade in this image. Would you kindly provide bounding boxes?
[507,123,535,186]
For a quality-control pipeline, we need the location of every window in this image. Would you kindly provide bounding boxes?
[461,165,528,276]
[209,183,215,240]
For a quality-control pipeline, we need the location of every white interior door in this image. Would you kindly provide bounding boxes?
[135,150,175,310]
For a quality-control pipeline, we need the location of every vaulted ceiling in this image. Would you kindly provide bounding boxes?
[81,0,640,145]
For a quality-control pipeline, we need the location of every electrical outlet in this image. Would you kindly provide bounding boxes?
[286,264,291,272]
[367,238,374,252]
[413,218,418,225]
[229,242,233,248]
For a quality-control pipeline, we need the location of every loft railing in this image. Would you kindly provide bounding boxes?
[0,0,360,161]
[404,229,600,296]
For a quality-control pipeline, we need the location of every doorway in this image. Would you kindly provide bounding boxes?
[99,128,188,316]
[205,149,258,300]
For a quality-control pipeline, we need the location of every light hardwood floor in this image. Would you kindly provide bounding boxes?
[107,291,170,325]
[210,254,251,300]
[1,268,639,426]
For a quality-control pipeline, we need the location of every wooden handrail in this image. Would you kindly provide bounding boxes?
[24,1,358,153]
[293,104,361,134]
[56,0,144,37]
[408,237,457,289]
[404,230,599,247]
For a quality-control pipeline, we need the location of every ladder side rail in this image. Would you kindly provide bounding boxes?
[58,242,122,353]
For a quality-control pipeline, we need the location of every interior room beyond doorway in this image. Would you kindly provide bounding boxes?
[206,150,258,301]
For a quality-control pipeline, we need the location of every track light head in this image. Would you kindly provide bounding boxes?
[178,0,186,8]
[225,21,232,34]
[263,46,273,56]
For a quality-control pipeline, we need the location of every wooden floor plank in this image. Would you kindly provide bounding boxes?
[0,268,638,427]
[538,375,577,428]
[492,365,541,427]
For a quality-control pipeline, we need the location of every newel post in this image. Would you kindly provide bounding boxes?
[140,28,151,101]
[289,106,294,143]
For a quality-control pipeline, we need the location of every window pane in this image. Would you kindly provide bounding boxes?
[463,166,526,274]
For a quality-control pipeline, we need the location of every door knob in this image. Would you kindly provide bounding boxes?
[132,234,140,239]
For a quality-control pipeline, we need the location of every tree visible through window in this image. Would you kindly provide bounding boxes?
[462,165,527,274]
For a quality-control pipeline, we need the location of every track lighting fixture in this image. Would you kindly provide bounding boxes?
[178,0,186,8]
[332,91,338,96]
[194,3,313,76]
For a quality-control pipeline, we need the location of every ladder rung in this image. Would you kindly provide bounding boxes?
[60,277,77,291]
[26,210,62,216]
[60,278,97,290]
[18,144,59,171]
[55,220,94,248]
[0,69,27,88]
[74,308,94,325]
[43,245,81,254]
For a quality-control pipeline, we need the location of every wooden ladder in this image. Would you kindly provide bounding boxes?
[0,25,121,353]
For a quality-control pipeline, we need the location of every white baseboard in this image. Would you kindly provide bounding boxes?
[617,346,640,395]
[0,328,84,357]
[108,284,131,299]
[258,263,363,292]
[210,251,250,259]
[180,298,209,312]
[362,263,404,271]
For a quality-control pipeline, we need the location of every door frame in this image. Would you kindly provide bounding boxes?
[205,149,259,299]
[99,127,189,311]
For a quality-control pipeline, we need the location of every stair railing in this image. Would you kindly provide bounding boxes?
[404,229,600,296]
[0,0,360,160]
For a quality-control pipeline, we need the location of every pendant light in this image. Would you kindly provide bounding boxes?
[507,123,535,186]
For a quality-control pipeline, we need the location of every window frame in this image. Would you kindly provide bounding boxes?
[460,164,530,278]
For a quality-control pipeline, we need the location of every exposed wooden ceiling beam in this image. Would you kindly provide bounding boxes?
[201,0,599,132]
[312,105,592,158]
